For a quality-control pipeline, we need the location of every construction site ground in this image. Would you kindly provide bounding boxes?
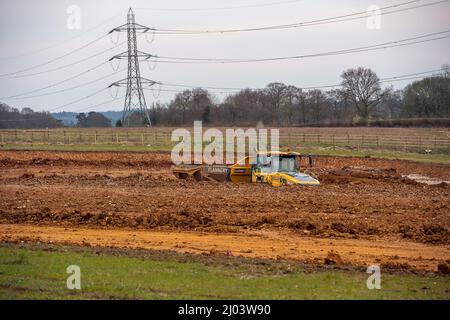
[0,150,449,274]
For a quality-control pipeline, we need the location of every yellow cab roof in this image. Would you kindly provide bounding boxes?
[234,151,300,165]
[256,151,300,156]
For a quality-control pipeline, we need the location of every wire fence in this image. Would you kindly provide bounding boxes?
[0,129,449,153]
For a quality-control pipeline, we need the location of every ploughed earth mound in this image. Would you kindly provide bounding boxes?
[316,166,411,184]
[0,151,171,169]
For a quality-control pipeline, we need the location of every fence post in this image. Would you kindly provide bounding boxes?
[1,132,4,145]
[141,132,144,145]
[377,136,379,148]
[63,130,66,144]
[332,135,335,150]
[94,131,97,144]
[68,132,71,144]
[116,132,119,144]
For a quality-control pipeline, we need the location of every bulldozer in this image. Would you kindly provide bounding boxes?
[172,151,320,187]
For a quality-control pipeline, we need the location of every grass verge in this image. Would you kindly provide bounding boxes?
[0,244,448,299]
[297,147,450,164]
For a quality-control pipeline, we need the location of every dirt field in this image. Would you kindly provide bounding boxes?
[1,224,449,273]
[0,150,449,273]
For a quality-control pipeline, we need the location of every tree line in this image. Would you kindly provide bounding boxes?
[0,104,62,129]
[148,65,450,127]
[1,66,449,128]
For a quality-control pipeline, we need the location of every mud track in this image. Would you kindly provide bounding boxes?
[0,150,449,271]
[1,224,448,273]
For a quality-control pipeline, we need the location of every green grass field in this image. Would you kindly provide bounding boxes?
[0,245,448,300]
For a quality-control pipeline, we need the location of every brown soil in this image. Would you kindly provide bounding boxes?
[0,150,449,271]
[1,224,448,273]
[313,156,450,180]
[0,150,170,169]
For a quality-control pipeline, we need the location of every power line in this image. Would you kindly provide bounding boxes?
[1,3,447,116]
[134,0,307,12]
[160,69,444,91]
[380,75,434,83]
[0,32,147,80]
[154,0,419,33]
[46,87,108,112]
[0,33,108,78]
[0,10,126,61]
[144,87,238,95]
[154,29,450,63]
[298,71,447,89]
[158,83,243,91]
[71,95,126,112]
[143,72,434,96]
[0,1,443,79]
[1,68,442,117]
[298,69,449,89]
[0,61,109,100]
[1,41,128,79]
[151,68,445,94]
[152,0,447,34]
[5,67,440,107]
[9,68,126,100]
[380,69,446,81]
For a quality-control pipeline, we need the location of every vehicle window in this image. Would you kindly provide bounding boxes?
[278,157,296,172]
[258,155,271,166]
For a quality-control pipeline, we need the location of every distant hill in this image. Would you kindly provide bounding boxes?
[52,111,122,126]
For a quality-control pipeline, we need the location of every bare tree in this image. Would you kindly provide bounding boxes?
[173,90,192,124]
[264,82,288,125]
[378,87,403,120]
[283,86,302,126]
[340,67,385,125]
[306,89,329,125]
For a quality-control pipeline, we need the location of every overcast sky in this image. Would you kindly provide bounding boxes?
[0,0,449,113]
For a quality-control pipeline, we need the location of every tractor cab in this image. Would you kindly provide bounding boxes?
[252,151,320,186]
[256,152,298,173]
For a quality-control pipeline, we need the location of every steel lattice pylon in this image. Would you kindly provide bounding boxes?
[109,8,155,127]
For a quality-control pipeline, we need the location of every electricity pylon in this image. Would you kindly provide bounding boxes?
[109,8,156,127]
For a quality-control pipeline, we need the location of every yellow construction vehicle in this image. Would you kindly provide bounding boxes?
[172,151,320,187]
